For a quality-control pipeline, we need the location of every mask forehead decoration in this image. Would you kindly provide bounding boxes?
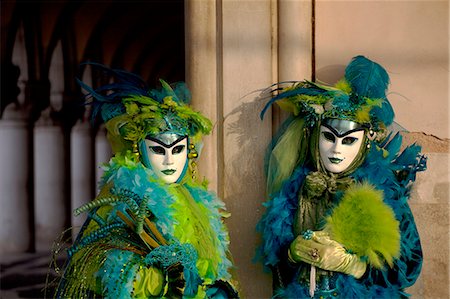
[322,119,367,137]
[148,133,186,147]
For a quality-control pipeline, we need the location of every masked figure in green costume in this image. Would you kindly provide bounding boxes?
[55,65,239,298]
[256,56,426,298]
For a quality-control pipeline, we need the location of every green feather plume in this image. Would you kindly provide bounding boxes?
[325,182,400,269]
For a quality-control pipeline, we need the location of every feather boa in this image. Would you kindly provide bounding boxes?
[255,166,309,267]
[94,155,233,295]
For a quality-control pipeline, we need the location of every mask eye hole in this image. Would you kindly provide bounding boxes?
[172,145,185,155]
[342,136,358,145]
[322,131,335,142]
[150,146,165,155]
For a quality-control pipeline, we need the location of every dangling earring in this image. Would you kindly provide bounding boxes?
[188,143,198,180]
[188,143,198,159]
[366,128,376,149]
[367,129,377,141]
[132,142,140,161]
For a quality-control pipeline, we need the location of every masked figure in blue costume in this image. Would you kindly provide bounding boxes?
[55,65,239,298]
[256,56,426,298]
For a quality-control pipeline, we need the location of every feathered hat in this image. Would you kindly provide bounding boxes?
[78,63,213,158]
[263,56,395,194]
[261,55,394,135]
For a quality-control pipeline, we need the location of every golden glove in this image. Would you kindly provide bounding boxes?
[289,231,367,279]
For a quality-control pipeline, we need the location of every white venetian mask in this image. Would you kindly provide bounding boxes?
[318,121,365,173]
[144,133,188,184]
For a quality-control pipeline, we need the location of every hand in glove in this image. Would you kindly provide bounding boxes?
[132,266,165,298]
[288,231,366,279]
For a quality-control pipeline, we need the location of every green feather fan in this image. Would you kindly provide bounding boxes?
[325,182,400,269]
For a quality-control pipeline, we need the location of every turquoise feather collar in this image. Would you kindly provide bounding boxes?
[99,155,233,281]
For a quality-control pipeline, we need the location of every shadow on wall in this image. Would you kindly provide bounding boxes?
[226,93,270,196]
[223,89,274,297]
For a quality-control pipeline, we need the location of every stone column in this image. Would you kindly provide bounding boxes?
[220,2,274,297]
[185,0,220,192]
[278,0,313,82]
[276,0,313,128]
[70,119,94,238]
[33,108,66,252]
[0,103,31,253]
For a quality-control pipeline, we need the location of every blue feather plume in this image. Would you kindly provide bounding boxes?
[345,56,389,99]
[371,100,395,127]
[78,63,150,124]
[81,62,148,92]
[345,56,395,126]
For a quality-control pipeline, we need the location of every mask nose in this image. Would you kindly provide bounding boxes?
[332,141,343,154]
[163,153,174,165]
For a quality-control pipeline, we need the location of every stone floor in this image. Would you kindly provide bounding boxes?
[0,252,64,299]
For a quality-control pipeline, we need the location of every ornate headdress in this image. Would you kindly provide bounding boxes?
[262,56,396,194]
[78,63,212,160]
[261,55,394,138]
